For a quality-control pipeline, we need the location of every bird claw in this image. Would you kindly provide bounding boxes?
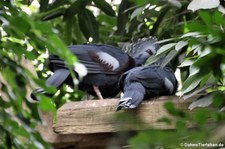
[116,98,136,111]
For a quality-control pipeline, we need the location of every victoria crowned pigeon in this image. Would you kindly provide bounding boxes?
[31,37,159,100]
[116,64,178,111]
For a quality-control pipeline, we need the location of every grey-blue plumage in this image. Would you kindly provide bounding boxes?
[116,64,178,111]
[31,37,159,101]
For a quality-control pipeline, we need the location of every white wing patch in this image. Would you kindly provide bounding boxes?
[96,52,120,70]
[164,77,174,94]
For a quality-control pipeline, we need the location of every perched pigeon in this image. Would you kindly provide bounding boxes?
[31,37,159,100]
[116,64,178,111]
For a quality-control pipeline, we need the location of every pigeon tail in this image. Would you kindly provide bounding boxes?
[31,68,70,101]
[116,82,145,111]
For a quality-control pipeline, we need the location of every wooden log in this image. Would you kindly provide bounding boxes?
[37,112,116,149]
[53,96,194,135]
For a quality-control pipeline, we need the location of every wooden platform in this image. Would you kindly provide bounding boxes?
[38,96,194,148]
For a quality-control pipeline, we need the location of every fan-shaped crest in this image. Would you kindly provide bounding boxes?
[123,36,159,57]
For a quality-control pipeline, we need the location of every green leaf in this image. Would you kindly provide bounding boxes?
[220,106,225,112]
[187,22,204,33]
[156,38,176,44]
[214,10,224,25]
[47,35,78,66]
[25,99,42,122]
[130,6,145,20]
[150,6,169,36]
[78,9,99,42]
[145,54,162,65]
[181,32,201,38]
[14,126,30,138]
[130,0,150,5]
[187,0,220,12]
[98,13,116,27]
[10,16,31,34]
[168,0,182,8]
[183,84,212,100]
[64,0,88,20]
[39,95,56,114]
[193,108,209,125]
[0,97,11,108]
[212,92,225,108]
[156,43,176,56]
[161,49,178,68]
[164,102,177,116]
[116,0,133,35]
[73,16,85,43]
[161,41,187,67]
[188,94,213,110]
[178,59,194,67]
[199,11,212,25]
[64,19,73,44]
[189,65,200,76]
[93,0,115,17]
[42,8,66,21]
[40,0,49,12]
[175,120,186,131]
[33,22,54,34]
[164,102,187,118]
[157,117,172,125]
[190,44,202,54]
[218,5,225,15]
[199,73,214,87]
[175,41,188,51]
[47,0,70,11]
[181,73,205,95]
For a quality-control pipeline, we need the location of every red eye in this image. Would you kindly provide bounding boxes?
[146,49,153,55]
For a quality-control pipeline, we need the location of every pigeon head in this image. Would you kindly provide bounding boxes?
[124,37,159,66]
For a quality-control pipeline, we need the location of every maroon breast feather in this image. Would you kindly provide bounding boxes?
[89,51,116,72]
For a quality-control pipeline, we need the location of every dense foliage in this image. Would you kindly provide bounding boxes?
[0,0,224,148]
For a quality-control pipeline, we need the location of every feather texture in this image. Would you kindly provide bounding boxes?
[31,38,159,100]
[117,64,177,110]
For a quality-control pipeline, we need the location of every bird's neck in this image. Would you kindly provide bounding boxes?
[133,56,149,66]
